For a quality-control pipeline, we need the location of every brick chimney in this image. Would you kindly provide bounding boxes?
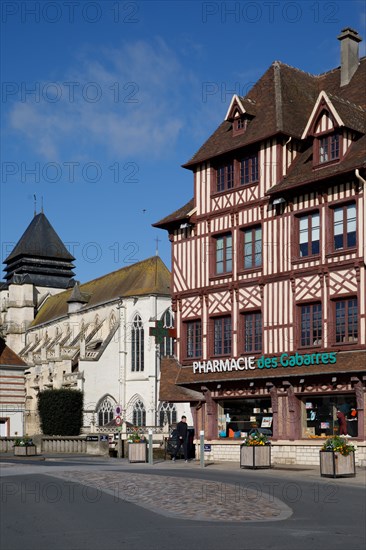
[337,27,362,86]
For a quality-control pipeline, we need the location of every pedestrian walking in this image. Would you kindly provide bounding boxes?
[172,415,188,462]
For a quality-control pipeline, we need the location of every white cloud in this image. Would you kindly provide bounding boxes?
[6,38,191,162]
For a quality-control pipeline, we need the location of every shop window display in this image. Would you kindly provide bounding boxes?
[218,398,273,438]
[302,396,357,438]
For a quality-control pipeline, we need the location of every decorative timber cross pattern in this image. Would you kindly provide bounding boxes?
[149,320,176,345]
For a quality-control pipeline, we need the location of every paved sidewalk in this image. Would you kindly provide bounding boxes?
[1,453,365,486]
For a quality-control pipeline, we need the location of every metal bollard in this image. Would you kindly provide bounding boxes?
[117,429,122,458]
[200,430,205,468]
[148,430,153,465]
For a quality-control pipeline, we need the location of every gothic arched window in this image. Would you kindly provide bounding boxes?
[158,401,177,427]
[133,400,146,426]
[97,398,114,426]
[159,308,175,357]
[131,314,144,371]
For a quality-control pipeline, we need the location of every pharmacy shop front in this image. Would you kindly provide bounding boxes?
[173,351,366,466]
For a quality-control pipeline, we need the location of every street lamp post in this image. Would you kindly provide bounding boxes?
[117,298,127,457]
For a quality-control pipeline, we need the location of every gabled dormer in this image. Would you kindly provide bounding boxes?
[301,91,344,168]
[225,95,253,136]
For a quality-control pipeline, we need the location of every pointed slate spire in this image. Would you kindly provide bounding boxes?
[4,213,75,289]
[5,213,74,262]
[67,281,89,304]
[67,281,89,313]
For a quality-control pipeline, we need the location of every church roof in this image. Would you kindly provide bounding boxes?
[0,338,27,367]
[67,282,89,304]
[5,213,75,263]
[31,256,171,327]
[3,212,75,288]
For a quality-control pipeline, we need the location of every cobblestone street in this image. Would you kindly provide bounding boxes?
[48,469,292,522]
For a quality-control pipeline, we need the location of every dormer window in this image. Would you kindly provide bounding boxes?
[319,133,340,164]
[233,116,247,136]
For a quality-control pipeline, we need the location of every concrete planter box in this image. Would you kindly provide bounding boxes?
[85,436,109,457]
[14,446,36,456]
[240,444,271,469]
[128,442,147,463]
[320,451,356,478]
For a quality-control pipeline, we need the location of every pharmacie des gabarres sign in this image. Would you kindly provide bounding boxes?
[192,352,337,374]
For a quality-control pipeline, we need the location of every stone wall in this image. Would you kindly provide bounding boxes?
[40,436,87,454]
[0,438,17,453]
[0,435,108,456]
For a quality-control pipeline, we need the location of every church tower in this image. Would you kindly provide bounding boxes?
[1,213,75,353]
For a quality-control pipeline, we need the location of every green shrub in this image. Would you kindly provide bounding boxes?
[38,389,83,436]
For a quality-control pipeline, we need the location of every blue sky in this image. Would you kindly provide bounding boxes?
[1,0,365,283]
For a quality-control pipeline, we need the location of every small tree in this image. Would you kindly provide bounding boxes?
[38,389,83,436]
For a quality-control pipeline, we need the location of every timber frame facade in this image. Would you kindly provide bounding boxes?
[154,29,366,455]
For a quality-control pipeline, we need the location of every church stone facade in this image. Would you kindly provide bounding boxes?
[1,213,189,435]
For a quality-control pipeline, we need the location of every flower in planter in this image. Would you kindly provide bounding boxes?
[13,434,34,447]
[242,432,270,446]
[321,435,355,457]
[128,429,145,443]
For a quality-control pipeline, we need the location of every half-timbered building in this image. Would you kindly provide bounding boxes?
[154,28,366,465]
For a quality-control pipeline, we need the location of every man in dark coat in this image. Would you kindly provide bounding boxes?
[172,415,188,462]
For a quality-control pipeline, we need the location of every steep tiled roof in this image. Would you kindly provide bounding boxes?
[159,357,204,402]
[153,198,194,229]
[0,338,27,367]
[326,93,366,134]
[183,63,317,167]
[317,59,366,109]
[31,256,171,327]
[156,46,365,226]
[183,58,366,168]
[268,134,366,194]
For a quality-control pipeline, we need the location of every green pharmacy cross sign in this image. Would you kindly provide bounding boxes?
[149,320,176,344]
